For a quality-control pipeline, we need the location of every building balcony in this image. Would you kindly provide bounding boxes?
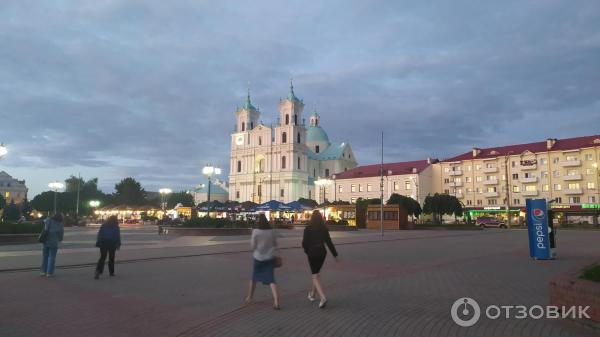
[522,190,539,197]
[483,167,498,173]
[563,174,582,181]
[449,181,463,187]
[484,192,499,198]
[563,188,583,195]
[483,179,499,185]
[448,170,463,176]
[454,193,464,199]
[520,177,538,183]
[561,160,581,167]
[520,164,537,170]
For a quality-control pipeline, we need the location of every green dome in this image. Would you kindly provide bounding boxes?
[306,126,330,143]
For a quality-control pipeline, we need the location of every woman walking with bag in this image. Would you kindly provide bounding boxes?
[302,210,338,308]
[94,216,121,279]
[245,213,281,310]
[40,213,64,277]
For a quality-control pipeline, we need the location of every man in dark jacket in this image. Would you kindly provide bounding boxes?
[94,216,121,279]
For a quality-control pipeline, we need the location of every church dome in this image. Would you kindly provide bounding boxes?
[306,126,330,143]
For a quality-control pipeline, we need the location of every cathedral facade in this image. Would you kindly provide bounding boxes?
[228,83,357,203]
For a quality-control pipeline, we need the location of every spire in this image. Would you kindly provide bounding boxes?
[287,78,298,101]
[243,84,256,111]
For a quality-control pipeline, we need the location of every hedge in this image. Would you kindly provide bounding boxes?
[0,222,44,234]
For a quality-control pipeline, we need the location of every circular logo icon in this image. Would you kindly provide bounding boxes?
[451,297,481,327]
[532,208,544,220]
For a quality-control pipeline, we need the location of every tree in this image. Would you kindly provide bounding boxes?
[65,175,85,193]
[423,193,463,224]
[355,198,381,228]
[0,194,5,210]
[387,193,422,219]
[2,200,21,222]
[31,191,55,213]
[167,191,195,208]
[297,198,318,208]
[20,198,32,218]
[114,177,147,205]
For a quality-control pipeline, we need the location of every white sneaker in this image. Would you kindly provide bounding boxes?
[319,298,327,308]
[308,292,316,302]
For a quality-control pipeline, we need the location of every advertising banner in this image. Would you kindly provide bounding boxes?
[526,199,551,259]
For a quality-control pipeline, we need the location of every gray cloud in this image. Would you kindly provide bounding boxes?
[0,0,599,196]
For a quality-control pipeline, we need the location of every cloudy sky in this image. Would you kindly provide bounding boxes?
[1,0,599,197]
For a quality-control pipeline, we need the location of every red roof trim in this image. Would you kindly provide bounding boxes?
[335,159,433,180]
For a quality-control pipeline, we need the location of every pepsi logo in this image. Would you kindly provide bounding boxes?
[532,208,545,219]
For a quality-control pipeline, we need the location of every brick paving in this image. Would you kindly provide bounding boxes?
[0,229,598,337]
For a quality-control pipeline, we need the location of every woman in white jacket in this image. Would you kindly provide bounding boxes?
[245,213,280,310]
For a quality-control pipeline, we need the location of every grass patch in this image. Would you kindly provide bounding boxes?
[581,264,600,283]
[0,221,44,234]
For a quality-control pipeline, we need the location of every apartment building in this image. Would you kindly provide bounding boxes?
[436,135,600,224]
[326,158,437,205]
[0,171,28,205]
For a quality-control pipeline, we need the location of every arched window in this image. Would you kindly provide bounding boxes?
[237,161,242,173]
[258,136,262,146]
[315,145,320,153]
[241,122,245,132]
[281,156,287,169]
[285,114,289,125]
[250,122,254,129]
[282,132,287,143]
[294,114,298,125]
[297,132,301,143]
[297,156,301,170]
[325,169,330,177]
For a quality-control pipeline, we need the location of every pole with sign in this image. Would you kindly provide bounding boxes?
[525,199,556,260]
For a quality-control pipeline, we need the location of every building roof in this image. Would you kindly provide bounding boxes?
[306,125,330,144]
[334,159,432,180]
[308,142,350,161]
[442,134,600,162]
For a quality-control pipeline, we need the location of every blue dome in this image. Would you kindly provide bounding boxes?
[306,126,330,143]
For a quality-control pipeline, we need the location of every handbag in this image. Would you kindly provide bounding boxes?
[38,229,48,243]
[273,256,283,268]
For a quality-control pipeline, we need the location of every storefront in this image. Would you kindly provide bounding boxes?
[464,207,524,225]
[550,203,600,226]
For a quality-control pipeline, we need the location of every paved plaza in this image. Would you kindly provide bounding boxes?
[0,227,598,337]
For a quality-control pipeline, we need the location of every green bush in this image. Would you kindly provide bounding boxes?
[0,221,44,234]
[581,264,600,283]
[182,217,250,229]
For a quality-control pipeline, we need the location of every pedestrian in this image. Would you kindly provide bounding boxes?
[40,213,64,277]
[94,215,121,279]
[302,210,338,308]
[245,213,280,310]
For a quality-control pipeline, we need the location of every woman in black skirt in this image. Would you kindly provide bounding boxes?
[302,210,338,308]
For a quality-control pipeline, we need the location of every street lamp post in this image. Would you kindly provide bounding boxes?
[89,200,100,220]
[159,188,172,212]
[48,181,64,214]
[593,163,600,227]
[202,164,221,216]
[315,178,332,217]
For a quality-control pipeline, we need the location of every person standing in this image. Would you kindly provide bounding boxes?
[40,213,64,277]
[245,213,280,310]
[302,210,338,308]
[94,216,121,279]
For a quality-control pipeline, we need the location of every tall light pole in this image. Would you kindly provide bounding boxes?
[315,178,332,217]
[159,188,172,212]
[503,151,514,227]
[89,200,100,220]
[0,143,7,160]
[593,163,599,227]
[202,164,221,216]
[48,181,64,214]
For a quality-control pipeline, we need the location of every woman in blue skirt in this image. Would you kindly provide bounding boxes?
[245,213,280,309]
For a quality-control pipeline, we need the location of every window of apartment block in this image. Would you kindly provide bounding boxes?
[524,172,534,178]
[465,166,472,171]
[444,189,450,194]
[487,187,497,193]
[552,170,560,177]
[513,198,520,205]
[542,184,549,191]
[541,171,548,178]
[566,155,578,161]
[444,178,450,183]
[476,176,482,182]
[512,173,519,179]
[339,185,343,193]
[525,185,537,192]
[589,196,596,203]
[587,168,594,175]
[552,157,559,164]
[567,169,578,176]
[585,153,593,161]
[477,199,482,205]
[568,196,580,204]
[466,188,473,193]
[359,184,364,192]
[466,200,472,206]
[486,163,495,168]
[554,184,561,191]
[540,158,547,165]
[555,197,562,203]
[465,177,471,183]
[444,167,450,173]
[475,164,481,170]
[511,161,516,168]
[453,166,462,172]
[501,186,507,192]
[351,184,357,193]
[394,181,399,191]
[513,186,520,193]
[501,174,506,181]
[351,197,356,203]
[588,182,596,189]
[405,181,411,190]
[568,183,580,189]
[486,175,497,181]
[488,199,497,205]
[367,184,373,192]
[475,187,481,193]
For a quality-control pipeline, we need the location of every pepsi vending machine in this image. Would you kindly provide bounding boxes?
[526,199,557,260]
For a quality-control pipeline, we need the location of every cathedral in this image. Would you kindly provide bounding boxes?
[228,82,357,203]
